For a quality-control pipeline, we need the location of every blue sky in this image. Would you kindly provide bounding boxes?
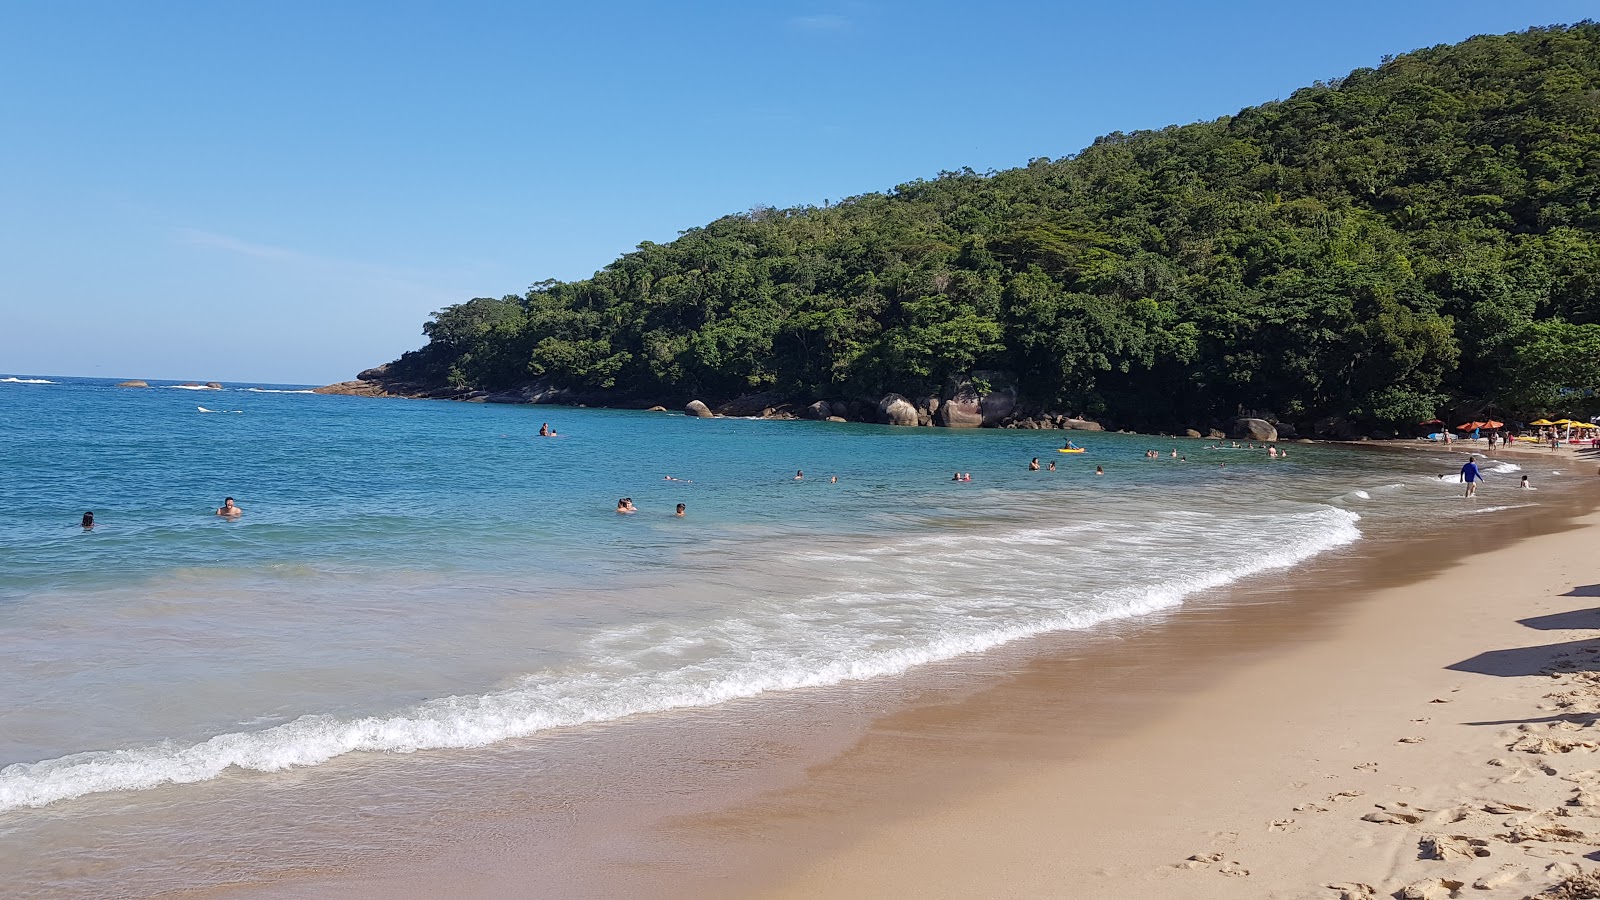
[1,1,1593,384]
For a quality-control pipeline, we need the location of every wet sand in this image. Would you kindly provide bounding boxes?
[241,471,1600,898]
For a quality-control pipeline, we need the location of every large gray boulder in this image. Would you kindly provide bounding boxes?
[685,400,713,418]
[803,400,832,420]
[1062,418,1105,432]
[878,393,920,426]
[979,390,1016,426]
[1233,417,1278,442]
[938,395,983,428]
[116,380,148,388]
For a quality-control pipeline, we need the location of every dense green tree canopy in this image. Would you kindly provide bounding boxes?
[387,23,1600,430]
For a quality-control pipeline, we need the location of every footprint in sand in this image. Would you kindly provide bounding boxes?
[1294,802,1330,813]
[1175,851,1223,869]
[1395,877,1464,900]
[1326,790,1366,803]
[1268,817,1297,832]
[1398,736,1426,744]
[1471,863,1529,890]
[1323,883,1376,900]
[1418,833,1492,860]
[1216,861,1249,877]
[1361,801,1429,825]
[1354,761,1379,771]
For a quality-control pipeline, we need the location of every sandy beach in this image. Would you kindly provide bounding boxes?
[738,501,1600,899]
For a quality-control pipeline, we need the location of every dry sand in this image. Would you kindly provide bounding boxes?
[747,511,1600,900]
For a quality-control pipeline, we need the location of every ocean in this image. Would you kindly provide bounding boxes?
[0,375,1558,896]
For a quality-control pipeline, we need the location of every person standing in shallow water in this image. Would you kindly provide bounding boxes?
[1028,457,1040,471]
[1460,456,1484,498]
[216,497,242,518]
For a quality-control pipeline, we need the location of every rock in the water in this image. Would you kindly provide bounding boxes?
[1207,428,1226,439]
[715,392,787,417]
[204,382,223,390]
[803,400,832,420]
[825,415,847,423]
[1233,417,1278,442]
[115,380,148,388]
[1184,428,1203,438]
[1062,418,1105,432]
[1275,422,1299,439]
[646,405,668,412]
[979,390,1015,427]
[878,393,919,426]
[938,397,982,428]
[685,400,713,418]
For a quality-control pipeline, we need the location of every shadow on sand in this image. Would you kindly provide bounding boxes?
[1448,598,1600,678]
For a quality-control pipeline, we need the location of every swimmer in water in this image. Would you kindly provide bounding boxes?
[81,511,94,529]
[1048,460,1056,472]
[794,470,804,481]
[617,498,637,514]
[1520,475,1532,489]
[1029,457,1040,471]
[539,423,549,436]
[830,475,838,483]
[216,497,242,518]
[675,503,686,517]
[953,472,961,481]
[1095,465,1103,476]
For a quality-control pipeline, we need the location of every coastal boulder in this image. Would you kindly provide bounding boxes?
[979,390,1016,427]
[116,380,148,388]
[877,394,920,427]
[1233,417,1278,442]
[1185,428,1203,438]
[803,400,832,420]
[647,406,668,412]
[715,392,787,418]
[1062,418,1105,432]
[204,382,223,390]
[685,400,713,418]
[938,395,983,428]
[825,416,848,423]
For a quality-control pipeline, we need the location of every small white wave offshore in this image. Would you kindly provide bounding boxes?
[0,505,1361,811]
[1489,463,1522,474]
[0,377,55,384]
[244,388,316,394]
[166,385,217,391]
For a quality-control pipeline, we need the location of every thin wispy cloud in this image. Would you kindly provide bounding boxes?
[174,227,474,292]
[786,13,851,32]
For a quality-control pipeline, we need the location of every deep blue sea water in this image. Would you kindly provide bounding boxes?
[0,374,1555,827]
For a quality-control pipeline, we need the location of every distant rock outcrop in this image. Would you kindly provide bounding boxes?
[877,393,919,426]
[115,380,148,388]
[1233,417,1278,442]
[204,382,223,390]
[685,400,713,418]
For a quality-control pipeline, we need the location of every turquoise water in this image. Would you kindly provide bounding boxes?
[0,375,1551,824]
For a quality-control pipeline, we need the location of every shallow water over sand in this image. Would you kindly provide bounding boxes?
[0,375,1566,895]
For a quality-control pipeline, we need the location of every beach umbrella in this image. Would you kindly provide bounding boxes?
[1529,419,1556,426]
[1455,421,1484,430]
[1483,420,1504,428]
[1551,419,1576,426]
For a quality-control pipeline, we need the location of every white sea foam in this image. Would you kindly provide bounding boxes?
[244,388,316,394]
[0,506,1361,811]
[1464,504,1535,514]
[166,385,217,391]
[0,377,55,384]
[1489,463,1522,474]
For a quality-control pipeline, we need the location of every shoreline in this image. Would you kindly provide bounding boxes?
[736,486,1600,898]
[230,461,1600,899]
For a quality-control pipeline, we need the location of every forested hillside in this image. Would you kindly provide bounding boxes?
[376,23,1600,433]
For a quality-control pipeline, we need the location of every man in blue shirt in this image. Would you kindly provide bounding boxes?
[1460,456,1484,498]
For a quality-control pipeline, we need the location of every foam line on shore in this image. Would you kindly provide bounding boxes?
[0,507,1361,812]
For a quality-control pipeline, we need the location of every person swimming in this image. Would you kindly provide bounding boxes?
[216,497,242,518]
[675,503,686,517]
[539,422,557,437]
[1047,460,1056,472]
[952,472,962,481]
[794,470,804,481]
[829,475,838,483]
[1029,457,1041,471]
[1520,475,1533,489]
[1095,465,1103,475]
[81,511,94,529]
[616,497,637,514]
